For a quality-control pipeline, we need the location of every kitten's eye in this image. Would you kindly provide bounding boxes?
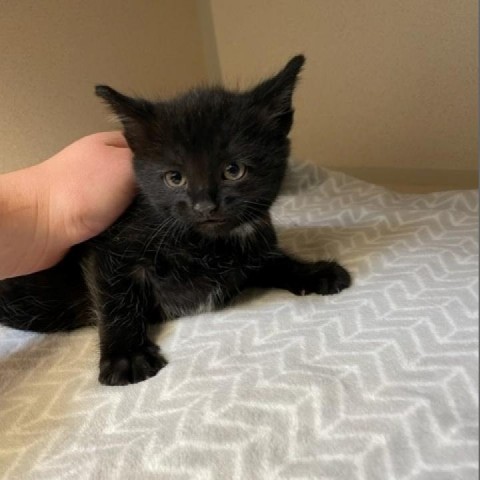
[164,171,186,188]
[223,162,246,181]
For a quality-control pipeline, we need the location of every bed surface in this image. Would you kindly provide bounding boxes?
[1,165,478,480]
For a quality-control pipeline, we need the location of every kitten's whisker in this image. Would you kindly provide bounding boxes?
[150,218,174,261]
[153,216,182,266]
[239,200,283,224]
[236,211,272,250]
[154,218,175,249]
[143,217,176,255]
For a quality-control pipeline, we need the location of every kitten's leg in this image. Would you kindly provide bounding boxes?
[251,250,351,296]
[87,258,167,386]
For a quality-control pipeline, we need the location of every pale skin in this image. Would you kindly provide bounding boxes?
[0,132,135,280]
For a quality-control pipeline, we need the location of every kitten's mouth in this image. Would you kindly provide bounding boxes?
[200,218,225,225]
[197,219,227,226]
[195,217,230,234]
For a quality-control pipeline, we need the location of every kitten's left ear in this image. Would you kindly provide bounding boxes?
[248,54,305,135]
[95,85,156,151]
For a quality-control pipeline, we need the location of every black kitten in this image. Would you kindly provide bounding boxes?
[0,55,351,385]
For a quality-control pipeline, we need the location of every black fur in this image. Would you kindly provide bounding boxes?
[0,55,351,385]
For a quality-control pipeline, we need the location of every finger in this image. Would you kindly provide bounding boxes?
[99,131,130,148]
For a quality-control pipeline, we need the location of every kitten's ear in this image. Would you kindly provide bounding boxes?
[248,55,305,135]
[95,85,156,151]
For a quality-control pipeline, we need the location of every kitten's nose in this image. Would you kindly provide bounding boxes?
[193,200,216,216]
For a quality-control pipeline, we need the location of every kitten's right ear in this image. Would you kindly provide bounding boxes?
[95,85,155,151]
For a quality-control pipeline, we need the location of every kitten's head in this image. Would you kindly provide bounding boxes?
[96,55,305,237]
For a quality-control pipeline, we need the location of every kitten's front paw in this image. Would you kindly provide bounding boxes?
[99,342,168,386]
[291,261,351,296]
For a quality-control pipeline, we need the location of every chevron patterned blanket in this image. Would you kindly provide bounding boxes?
[0,165,478,480]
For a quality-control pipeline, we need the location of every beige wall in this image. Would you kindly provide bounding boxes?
[207,0,478,190]
[0,0,207,173]
[1,1,477,191]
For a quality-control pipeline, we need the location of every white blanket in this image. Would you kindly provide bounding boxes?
[1,165,478,480]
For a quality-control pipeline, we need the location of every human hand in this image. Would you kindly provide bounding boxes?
[0,132,135,279]
[43,131,135,244]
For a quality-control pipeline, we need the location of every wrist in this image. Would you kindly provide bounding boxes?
[0,163,64,278]
[38,154,96,247]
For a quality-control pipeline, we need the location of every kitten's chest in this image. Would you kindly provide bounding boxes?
[143,241,256,319]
